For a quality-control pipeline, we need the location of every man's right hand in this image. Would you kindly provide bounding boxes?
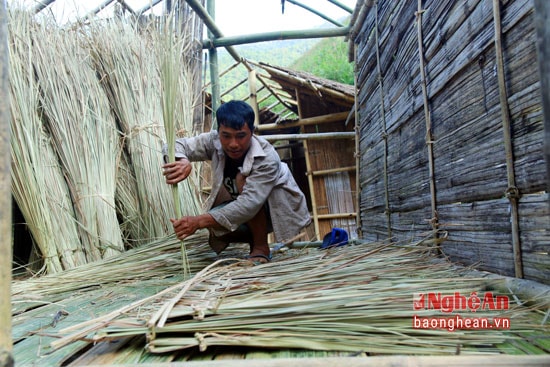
[163,158,192,185]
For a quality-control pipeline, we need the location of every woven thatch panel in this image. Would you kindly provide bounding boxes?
[352,0,549,284]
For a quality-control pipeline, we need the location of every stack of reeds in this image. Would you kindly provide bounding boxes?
[9,10,86,273]
[48,239,547,356]
[30,16,125,261]
[8,7,203,271]
[10,233,213,315]
[86,16,202,245]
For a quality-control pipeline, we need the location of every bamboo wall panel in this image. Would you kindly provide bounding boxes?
[354,0,549,284]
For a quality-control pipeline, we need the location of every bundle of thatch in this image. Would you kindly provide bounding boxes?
[9,10,86,273]
[87,18,201,244]
[30,17,125,261]
[8,7,203,272]
[47,238,547,356]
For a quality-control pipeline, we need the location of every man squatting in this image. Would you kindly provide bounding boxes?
[162,100,311,264]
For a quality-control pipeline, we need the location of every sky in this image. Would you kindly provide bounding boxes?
[9,0,357,35]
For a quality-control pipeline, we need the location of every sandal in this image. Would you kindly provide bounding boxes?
[245,253,272,265]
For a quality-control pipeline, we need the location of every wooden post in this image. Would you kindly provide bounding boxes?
[534,0,550,205]
[0,2,13,366]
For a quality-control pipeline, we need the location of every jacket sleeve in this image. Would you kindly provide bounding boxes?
[162,131,218,162]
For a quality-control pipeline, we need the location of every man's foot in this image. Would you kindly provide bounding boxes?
[246,243,272,264]
[245,253,272,265]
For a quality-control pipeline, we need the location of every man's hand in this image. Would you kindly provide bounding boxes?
[170,216,200,240]
[163,158,192,185]
[170,213,218,240]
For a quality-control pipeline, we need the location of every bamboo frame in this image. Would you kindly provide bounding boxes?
[309,166,356,176]
[354,46,362,238]
[318,213,356,219]
[256,111,350,132]
[203,26,351,48]
[248,69,260,127]
[206,0,220,121]
[296,90,320,240]
[285,0,345,27]
[492,0,523,279]
[262,132,355,142]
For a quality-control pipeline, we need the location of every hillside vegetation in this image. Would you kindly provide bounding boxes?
[212,35,354,103]
[291,36,354,85]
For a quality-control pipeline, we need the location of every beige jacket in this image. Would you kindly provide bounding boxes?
[167,131,311,242]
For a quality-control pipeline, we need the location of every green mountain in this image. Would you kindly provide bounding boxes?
[210,32,354,103]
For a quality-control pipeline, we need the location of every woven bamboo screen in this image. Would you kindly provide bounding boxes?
[352,0,549,284]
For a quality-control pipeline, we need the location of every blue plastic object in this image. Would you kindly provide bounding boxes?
[320,228,349,249]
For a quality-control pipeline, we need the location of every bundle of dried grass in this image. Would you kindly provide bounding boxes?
[9,7,203,270]
[29,16,125,261]
[49,238,548,355]
[11,233,212,315]
[9,9,86,273]
[159,14,195,278]
[86,17,201,245]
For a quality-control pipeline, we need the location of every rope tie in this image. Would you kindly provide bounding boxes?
[505,186,520,200]
[195,332,208,352]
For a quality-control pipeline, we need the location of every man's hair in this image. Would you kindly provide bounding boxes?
[216,100,255,132]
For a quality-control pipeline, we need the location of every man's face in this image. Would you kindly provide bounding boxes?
[219,123,253,160]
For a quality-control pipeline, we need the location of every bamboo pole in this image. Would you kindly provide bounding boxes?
[416,1,438,237]
[32,0,56,13]
[347,0,373,61]
[328,0,354,13]
[184,0,241,62]
[0,2,12,365]
[492,0,523,278]
[203,26,351,48]
[285,0,345,27]
[262,132,355,142]
[296,91,320,240]
[206,0,220,123]
[248,69,260,127]
[534,0,550,204]
[256,111,350,131]
[318,213,356,220]
[136,0,164,15]
[354,46,362,238]
[310,166,356,176]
